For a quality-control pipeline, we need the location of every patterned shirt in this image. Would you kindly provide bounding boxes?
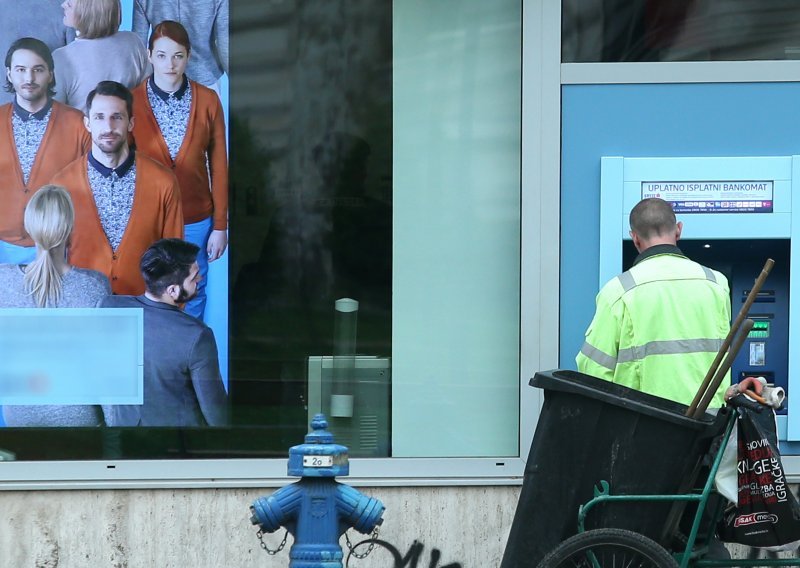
[147,75,192,160]
[11,98,53,184]
[87,151,137,251]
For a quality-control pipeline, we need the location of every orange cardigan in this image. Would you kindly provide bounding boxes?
[51,152,184,295]
[0,101,90,246]
[131,79,228,230]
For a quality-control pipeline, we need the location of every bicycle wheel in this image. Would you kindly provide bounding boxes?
[538,528,679,568]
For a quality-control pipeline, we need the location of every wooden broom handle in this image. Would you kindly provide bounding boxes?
[686,258,774,417]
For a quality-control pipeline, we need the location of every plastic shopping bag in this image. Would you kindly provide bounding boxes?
[718,405,800,550]
[713,421,738,504]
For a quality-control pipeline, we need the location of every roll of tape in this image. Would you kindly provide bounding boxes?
[762,386,785,409]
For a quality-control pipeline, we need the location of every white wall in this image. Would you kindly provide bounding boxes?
[5,483,798,566]
[0,486,520,567]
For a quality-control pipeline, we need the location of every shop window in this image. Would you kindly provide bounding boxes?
[0,0,521,467]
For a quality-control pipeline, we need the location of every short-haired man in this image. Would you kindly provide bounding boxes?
[0,37,89,264]
[51,80,183,294]
[101,238,228,427]
[576,197,732,407]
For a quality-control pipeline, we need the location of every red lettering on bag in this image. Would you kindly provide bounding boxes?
[734,513,778,527]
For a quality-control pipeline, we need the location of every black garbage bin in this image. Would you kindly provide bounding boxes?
[500,369,727,568]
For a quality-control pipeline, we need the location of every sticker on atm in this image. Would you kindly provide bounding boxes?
[749,342,766,366]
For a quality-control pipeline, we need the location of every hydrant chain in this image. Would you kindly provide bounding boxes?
[256,528,288,555]
[345,524,380,560]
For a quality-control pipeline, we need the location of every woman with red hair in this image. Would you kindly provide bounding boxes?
[130,20,228,320]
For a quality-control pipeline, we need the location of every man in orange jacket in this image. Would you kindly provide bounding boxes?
[51,81,183,294]
[0,37,89,264]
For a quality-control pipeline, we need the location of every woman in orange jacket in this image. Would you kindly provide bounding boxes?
[130,20,228,320]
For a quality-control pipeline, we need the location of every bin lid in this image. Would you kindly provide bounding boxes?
[531,369,723,431]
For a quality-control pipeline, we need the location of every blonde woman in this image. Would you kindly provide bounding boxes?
[0,185,110,427]
[53,0,149,110]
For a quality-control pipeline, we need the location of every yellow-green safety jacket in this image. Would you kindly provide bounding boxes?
[576,245,731,408]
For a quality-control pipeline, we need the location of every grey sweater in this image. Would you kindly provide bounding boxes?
[52,32,150,111]
[0,265,111,427]
[132,0,229,86]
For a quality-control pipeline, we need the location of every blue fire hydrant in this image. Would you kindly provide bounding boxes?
[250,414,385,567]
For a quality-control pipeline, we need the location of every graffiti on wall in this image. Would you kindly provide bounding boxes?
[347,538,463,568]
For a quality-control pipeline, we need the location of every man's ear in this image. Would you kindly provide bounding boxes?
[630,230,642,252]
[166,283,180,300]
[128,115,135,132]
[83,115,90,133]
[675,221,683,241]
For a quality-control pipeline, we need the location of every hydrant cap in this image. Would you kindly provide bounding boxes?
[288,413,350,477]
[305,414,334,443]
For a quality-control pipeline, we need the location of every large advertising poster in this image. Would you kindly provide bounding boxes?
[0,0,229,432]
[0,0,399,464]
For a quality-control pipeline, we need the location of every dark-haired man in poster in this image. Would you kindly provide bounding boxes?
[0,0,76,105]
[51,80,184,294]
[0,37,89,265]
[100,238,229,427]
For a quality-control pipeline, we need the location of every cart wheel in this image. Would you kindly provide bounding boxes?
[538,528,679,568]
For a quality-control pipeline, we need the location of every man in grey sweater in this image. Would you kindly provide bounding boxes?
[132,0,228,88]
[0,0,75,104]
[101,238,229,427]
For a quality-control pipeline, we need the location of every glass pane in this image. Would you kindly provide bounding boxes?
[564,0,800,62]
[230,0,522,459]
[392,0,521,457]
[228,1,394,457]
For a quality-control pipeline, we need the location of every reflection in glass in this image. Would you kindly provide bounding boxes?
[564,0,800,62]
[229,1,393,456]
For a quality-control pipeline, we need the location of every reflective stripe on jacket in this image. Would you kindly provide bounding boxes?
[576,252,731,407]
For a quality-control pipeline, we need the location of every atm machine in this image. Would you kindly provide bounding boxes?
[600,156,800,463]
